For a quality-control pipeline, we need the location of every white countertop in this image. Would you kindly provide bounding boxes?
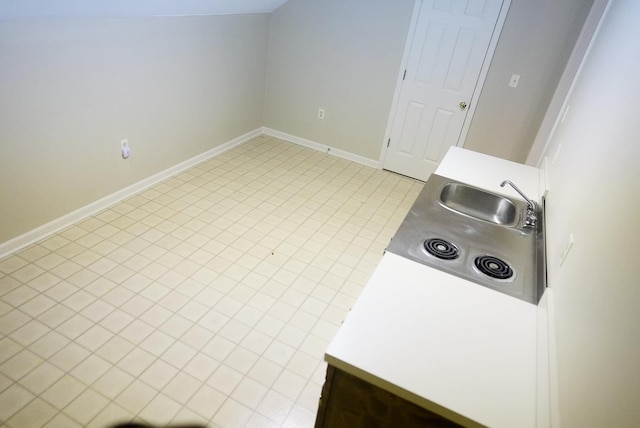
[324,147,542,428]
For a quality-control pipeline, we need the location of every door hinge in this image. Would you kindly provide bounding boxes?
[402,70,407,80]
[387,138,391,148]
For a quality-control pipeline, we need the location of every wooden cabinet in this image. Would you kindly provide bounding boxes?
[315,365,463,428]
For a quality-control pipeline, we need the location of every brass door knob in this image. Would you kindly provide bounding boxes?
[459,101,468,110]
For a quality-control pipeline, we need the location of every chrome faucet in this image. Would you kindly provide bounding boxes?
[500,180,537,229]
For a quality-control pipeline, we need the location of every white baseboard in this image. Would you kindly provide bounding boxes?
[261,127,380,169]
[1,127,381,259]
[0,128,262,259]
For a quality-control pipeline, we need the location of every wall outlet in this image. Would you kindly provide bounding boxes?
[509,74,520,88]
[121,139,131,159]
[318,108,325,120]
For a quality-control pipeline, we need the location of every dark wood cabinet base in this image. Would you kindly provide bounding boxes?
[314,365,464,428]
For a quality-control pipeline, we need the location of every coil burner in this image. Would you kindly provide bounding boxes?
[424,238,459,260]
[474,255,514,281]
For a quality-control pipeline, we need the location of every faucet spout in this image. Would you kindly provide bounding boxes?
[500,180,537,228]
[500,180,536,211]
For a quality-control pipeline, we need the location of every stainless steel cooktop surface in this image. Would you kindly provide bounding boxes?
[386,174,545,304]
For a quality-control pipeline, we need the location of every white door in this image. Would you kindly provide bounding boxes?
[383,0,508,181]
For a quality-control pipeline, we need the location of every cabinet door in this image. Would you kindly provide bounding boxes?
[315,365,463,428]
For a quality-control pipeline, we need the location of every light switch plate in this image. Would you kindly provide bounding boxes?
[560,234,574,267]
[509,74,520,88]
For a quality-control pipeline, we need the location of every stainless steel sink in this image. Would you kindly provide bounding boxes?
[439,182,518,226]
[387,174,546,304]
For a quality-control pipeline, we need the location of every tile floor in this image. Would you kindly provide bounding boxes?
[0,135,422,428]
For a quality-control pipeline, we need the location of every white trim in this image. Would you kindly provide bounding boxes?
[261,127,380,168]
[0,128,261,259]
[379,0,512,171]
[526,0,610,167]
[1,127,382,259]
[378,0,422,167]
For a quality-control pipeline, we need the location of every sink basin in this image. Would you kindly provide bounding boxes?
[439,183,518,226]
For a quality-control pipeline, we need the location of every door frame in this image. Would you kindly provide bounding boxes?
[379,0,512,172]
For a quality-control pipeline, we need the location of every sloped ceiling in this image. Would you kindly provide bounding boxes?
[0,0,290,20]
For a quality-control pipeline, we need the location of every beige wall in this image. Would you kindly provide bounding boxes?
[541,0,640,425]
[265,0,594,164]
[0,14,270,244]
[263,0,415,161]
[465,0,594,162]
[0,0,598,247]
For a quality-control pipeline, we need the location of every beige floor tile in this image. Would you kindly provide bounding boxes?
[212,398,253,428]
[1,348,43,381]
[0,383,35,421]
[92,366,134,400]
[85,401,133,428]
[256,389,294,425]
[224,346,259,374]
[247,357,283,388]
[139,359,178,390]
[75,325,114,351]
[69,354,111,385]
[19,361,65,395]
[180,324,215,350]
[44,282,79,303]
[185,383,226,420]
[42,412,84,428]
[9,319,50,347]
[160,340,198,369]
[231,377,269,410]
[0,337,23,363]
[29,331,70,360]
[183,352,219,380]
[3,285,38,307]
[55,314,93,340]
[281,404,316,428]
[19,295,57,318]
[138,393,183,425]
[162,371,202,405]
[117,347,155,377]
[0,137,421,428]
[118,319,153,344]
[113,379,157,415]
[6,396,57,427]
[61,388,110,425]
[170,405,210,426]
[41,375,87,410]
[139,330,175,357]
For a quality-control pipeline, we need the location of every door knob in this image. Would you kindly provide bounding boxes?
[459,101,468,110]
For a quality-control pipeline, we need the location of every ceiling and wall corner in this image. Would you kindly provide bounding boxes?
[0,0,290,19]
